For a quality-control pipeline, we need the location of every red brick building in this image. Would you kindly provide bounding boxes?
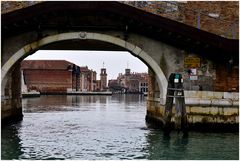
[22,60,108,94]
[109,68,148,94]
[22,60,80,94]
[100,68,108,91]
[79,66,97,92]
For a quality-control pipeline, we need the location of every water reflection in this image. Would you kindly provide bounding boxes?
[145,129,238,160]
[111,94,145,104]
[1,123,23,159]
[22,95,146,113]
[2,95,239,160]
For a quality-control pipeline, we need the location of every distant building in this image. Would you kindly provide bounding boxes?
[108,68,148,94]
[21,60,81,94]
[139,80,148,94]
[79,66,97,92]
[108,79,124,93]
[21,60,98,94]
[96,80,101,91]
[100,68,107,91]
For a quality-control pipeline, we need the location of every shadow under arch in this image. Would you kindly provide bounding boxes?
[1,32,168,104]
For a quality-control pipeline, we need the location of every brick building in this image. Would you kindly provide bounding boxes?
[78,66,109,92]
[100,68,108,91]
[22,60,80,94]
[79,66,97,92]
[22,60,108,93]
[108,68,148,94]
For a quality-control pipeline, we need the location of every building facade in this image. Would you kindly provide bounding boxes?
[22,60,109,93]
[108,68,149,94]
[139,80,148,94]
[100,68,107,91]
[22,60,100,93]
[79,66,97,92]
[22,60,80,94]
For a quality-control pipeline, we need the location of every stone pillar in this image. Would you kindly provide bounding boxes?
[146,68,165,126]
[1,62,23,124]
[147,68,155,99]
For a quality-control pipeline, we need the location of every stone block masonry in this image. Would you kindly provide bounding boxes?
[146,91,239,132]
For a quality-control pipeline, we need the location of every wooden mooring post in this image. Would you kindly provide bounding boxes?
[164,73,188,135]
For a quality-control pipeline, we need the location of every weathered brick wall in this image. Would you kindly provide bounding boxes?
[180,1,239,39]
[123,1,239,39]
[214,64,239,92]
[1,1,41,14]
[2,1,238,38]
[126,1,239,92]
[23,69,73,93]
[165,51,239,92]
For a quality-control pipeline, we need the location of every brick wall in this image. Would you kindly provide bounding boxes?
[123,1,239,39]
[23,69,73,93]
[180,1,239,39]
[2,1,238,38]
[214,64,239,92]
[1,1,41,14]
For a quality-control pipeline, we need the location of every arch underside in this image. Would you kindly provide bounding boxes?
[1,32,168,104]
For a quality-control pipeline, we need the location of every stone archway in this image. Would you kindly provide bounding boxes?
[1,32,168,103]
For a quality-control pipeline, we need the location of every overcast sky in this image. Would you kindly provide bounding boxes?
[25,50,148,80]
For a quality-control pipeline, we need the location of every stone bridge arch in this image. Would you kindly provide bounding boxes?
[2,1,238,129]
[1,32,168,104]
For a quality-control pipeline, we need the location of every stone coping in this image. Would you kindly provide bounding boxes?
[185,91,239,100]
[148,91,239,107]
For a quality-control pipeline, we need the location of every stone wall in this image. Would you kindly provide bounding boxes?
[146,91,239,131]
[163,50,239,92]
[1,62,23,123]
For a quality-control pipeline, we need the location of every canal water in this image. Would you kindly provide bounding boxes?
[1,95,239,160]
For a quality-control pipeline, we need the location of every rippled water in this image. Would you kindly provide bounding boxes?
[1,95,239,160]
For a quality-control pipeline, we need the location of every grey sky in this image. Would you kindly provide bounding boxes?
[25,50,148,80]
